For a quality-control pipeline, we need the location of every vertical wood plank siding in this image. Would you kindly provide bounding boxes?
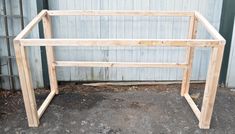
[47,0,223,82]
[0,0,43,89]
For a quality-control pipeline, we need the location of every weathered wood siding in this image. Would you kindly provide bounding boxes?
[48,0,223,82]
[0,0,43,89]
[0,0,224,90]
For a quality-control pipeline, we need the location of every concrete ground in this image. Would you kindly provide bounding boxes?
[0,83,235,134]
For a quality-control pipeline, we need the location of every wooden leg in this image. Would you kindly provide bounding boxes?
[181,47,194,96]
[14,41,39,127]
[46,47,58,94]
[181,16,198,96]
[42,14,59,94]
[199,45,224,129]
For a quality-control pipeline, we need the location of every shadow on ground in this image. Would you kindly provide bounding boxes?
[0,84,235,134]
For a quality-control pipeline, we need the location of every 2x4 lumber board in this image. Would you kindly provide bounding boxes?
[19,39,221,47]
[48,10,194,17]
[42,14,59,94]
[54,61,187,68]
[20,46,39,126]
[181,47,195,96]
[188,15,198,39]
[37,91,56,119]
[184,94,201,120]
[14,41,39,127]
[83,81,205,86]
[15,10,47,40]
[181,16,198,96]
[195,12,225,42]
[199,45,225,129]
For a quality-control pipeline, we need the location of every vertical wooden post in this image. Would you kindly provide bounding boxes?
[199,44,225,129]
[42,12,59,94]
[14,40,39,127]
[181,15,198,96]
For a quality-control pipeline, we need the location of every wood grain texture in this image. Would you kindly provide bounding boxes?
[199,45,225,129]
[42,14,59,94]
[14,41,39,127]
[37,90,56,118]
[181,15,198,96]
[20,39,221,47]
[184,93,201,120]
[54,61,188,68]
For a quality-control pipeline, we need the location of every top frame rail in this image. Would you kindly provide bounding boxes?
[15,10,47,40]
[14,10,225,46]
[19,39,223,47]
[47,10,194,17]
[195,11,225,42]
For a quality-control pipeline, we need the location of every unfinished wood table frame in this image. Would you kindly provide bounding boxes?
[14,10,225,129]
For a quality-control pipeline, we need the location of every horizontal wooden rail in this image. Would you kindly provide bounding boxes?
[19,39,223,47]
[54,61,188,68]
[48,10,194,17]
[37,91,56,119]
[15,10,47,40]
[184,93,201,120]
[195,12,226,42]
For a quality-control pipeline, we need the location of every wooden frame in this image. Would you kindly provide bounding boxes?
[14,10,225,129]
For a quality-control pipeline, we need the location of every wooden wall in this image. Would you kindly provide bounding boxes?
[0,0,224,89]
[48,0,223,82]
[0,0,43,89]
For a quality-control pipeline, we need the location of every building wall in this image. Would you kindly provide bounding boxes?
[48,0,223,81]
[0,0,43,89]
[226,18,235,88]
[0,0,224,89]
